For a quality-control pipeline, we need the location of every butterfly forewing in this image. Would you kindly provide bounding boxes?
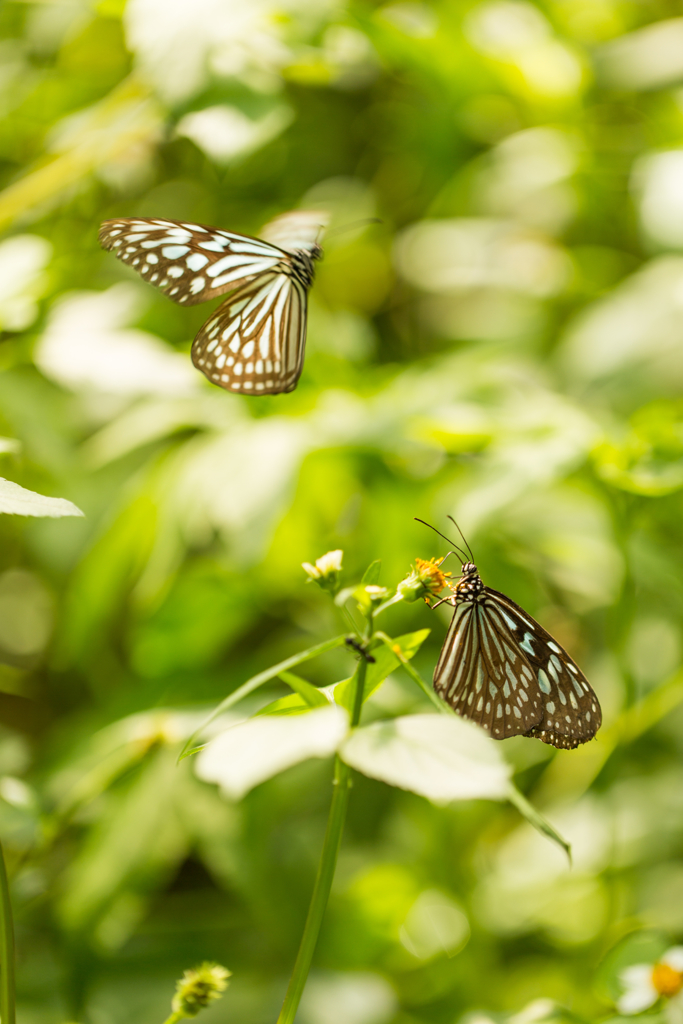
[99,219,286,307]
[99,210,327,395]
[434,569,601,749]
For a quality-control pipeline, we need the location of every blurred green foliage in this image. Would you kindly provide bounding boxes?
[1,0,683,1021]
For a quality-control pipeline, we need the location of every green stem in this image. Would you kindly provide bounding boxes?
[374,631,447,713]
[373,592,404,617]
[506,783,571,862]
[160,1014,182,1024]
[0,839,15,1024]
[276,657,368,1024]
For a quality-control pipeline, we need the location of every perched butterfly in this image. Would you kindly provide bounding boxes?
[418,518,602,750]
[99,209,328,395]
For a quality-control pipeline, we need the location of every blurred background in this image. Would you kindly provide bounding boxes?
[0,0,682,1021]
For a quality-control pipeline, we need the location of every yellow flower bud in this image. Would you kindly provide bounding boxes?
[397,557,452,603]
[171,963,231,1018]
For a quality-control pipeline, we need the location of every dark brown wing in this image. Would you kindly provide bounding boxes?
[484,588,602,749]
[191,272,308,395]
[99,218,288,306]
[434,598,543,740]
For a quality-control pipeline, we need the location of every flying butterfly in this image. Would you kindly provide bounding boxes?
[417,518,602,750]
[99,209,329,395]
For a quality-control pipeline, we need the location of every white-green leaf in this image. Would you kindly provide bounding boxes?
[195,705,349,800]
[340,713,511,803]
[0,478,84,518]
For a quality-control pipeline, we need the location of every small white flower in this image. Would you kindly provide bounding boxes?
[618,965,658,1015]
[302,550,344,592]
[665,949,683,972]
[618,947,683,1015]
[316,550,343,574]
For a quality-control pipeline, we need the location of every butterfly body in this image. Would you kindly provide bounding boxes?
[99,211,327,394]
[434,562,601,750]
[286,246,321,289]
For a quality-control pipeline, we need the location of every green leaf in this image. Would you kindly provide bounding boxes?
[196,705,349,799]
[178,635,347,760]
[334,629,430,711]
[279,670,330,707]
[0,478,84,518]
[362,559,381,585]
[596,930,669,1003]
[57,747,189,934]
[256,693,311,716]
[341,713,511,802]
[256,673,331,717]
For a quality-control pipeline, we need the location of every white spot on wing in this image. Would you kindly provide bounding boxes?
[162,245,190,259]
[538,669,551,694]
[198,240,226,252]
[187,253,209,270]
[520,633,535,655]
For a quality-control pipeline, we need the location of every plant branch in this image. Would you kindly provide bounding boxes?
[0,839,15,1024]
[507,783,571,862]
[374,631,446,712]
[276,656,368,1024]
[373,592,404,617]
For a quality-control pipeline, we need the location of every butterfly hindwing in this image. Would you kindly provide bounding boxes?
[99,218,287,307]
[191,272,307,394]
[484,588,602,749]
[434,599,544,739]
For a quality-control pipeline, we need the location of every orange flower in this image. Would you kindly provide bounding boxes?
[397,556,453,603]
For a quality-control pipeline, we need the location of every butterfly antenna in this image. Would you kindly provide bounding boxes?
[446,515,475,563]
[325,217,383,239]
[414,518,469,564]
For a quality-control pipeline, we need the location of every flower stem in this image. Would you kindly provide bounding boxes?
[373,592,404,617]
[0,838,15,1024]
[276,657,367,1024]
[374,630,447,713]
[160,1014,182,1024]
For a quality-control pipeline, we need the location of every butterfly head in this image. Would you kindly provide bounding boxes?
[455,562,484,600]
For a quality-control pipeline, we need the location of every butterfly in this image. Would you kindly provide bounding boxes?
[98,209,329,395]
[417,519,602,750]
